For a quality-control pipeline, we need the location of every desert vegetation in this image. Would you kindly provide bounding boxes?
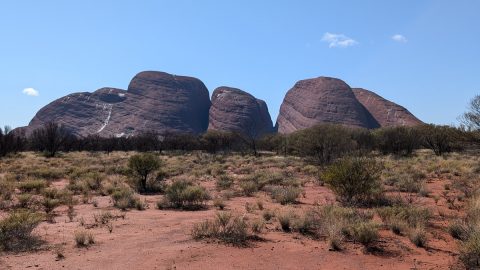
[0,119,479,269]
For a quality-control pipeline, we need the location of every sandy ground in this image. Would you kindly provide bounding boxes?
[0,175,461,270]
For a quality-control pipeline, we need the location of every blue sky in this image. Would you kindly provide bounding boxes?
[1,0,479,128]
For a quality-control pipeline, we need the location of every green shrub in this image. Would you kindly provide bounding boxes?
[460,231,480,269]
[128,153,161,192]
[277,211,294,232]
[17,194,34,209]
[250,219,265,234]
[350,222,379,246]
[84,172,104,191]
[409,227,427,247]
[322,157,383,205]
[27,168,65,180]
[0,177,14,201]
[0,210,43,251]
[17,179,47,193]
[66,180,89,195]
[289,124,356,164]
[377,206,431,229]
[162,180,210,210]
[215,175,234,190]
[374,126,421,156]
[291,205,375,250]
[110,186,144,211]
[419,124,462,156]
[240,180,259,196]
[270,186,302,205]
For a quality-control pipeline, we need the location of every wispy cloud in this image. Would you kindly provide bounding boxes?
[22,88,39,96]
[321,32,358,48]
[392,34,407,43]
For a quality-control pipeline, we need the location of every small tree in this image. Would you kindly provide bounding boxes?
[322,156,383,206]
[290,124,355,164]
[374,126,421,156]
[461,94,480,131]
[0,126,24,158]
[201,130,236,154]
[128,153,161,192]
[31,122,70,157]
[419,124,460,156]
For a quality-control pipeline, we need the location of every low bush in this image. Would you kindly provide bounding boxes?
[292,205,376,250]
[128,153,161,192]
[213,197,226,210]
[349,222,379,246]
[239,180,259,196]
[160,179,210,210]
[377,206,431,230]
[74,230,95,247]
[0,210,43,251]
[27,167,65,180]
[409,227,428,247]
[0,177,15,201]
[215,175,234,190]
[270,186,302,205]
[110,186,145,211]
[460,231,480,269]
[277,211,295,232]
[449,221,470,241]
[321,157,383,205]
[250,219,265,234]
[191,212,249,246]
[17,179,47,193]
[262,209,275,222]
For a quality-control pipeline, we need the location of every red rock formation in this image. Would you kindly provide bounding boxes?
[276,77,378,134]
[22,71,211,137]
[208,87,274,137]
[352,88,423,127]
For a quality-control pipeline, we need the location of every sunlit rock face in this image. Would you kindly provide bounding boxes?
[22,71,211,137]
[276,77,379,134]
[352,88,423,127]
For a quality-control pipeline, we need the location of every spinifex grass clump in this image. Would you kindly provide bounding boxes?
[158,179,210,210]
[0,210,43,251]
[191,212,250,246]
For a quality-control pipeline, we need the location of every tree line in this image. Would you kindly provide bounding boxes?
[1,95,479,160]
[0,121,477,160]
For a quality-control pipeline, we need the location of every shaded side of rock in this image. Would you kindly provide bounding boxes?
[127,71,211,134]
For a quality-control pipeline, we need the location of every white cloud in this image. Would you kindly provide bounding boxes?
[392,34,407,43]
[321,32,358,48]
[22,88,39,96]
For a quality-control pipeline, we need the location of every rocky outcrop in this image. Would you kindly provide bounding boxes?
[352,88,423,127]
[19,71,422,138]
[125,71,211,135]
[23,71,211,137]
[208,87,274,137]
[276,77,379,134]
